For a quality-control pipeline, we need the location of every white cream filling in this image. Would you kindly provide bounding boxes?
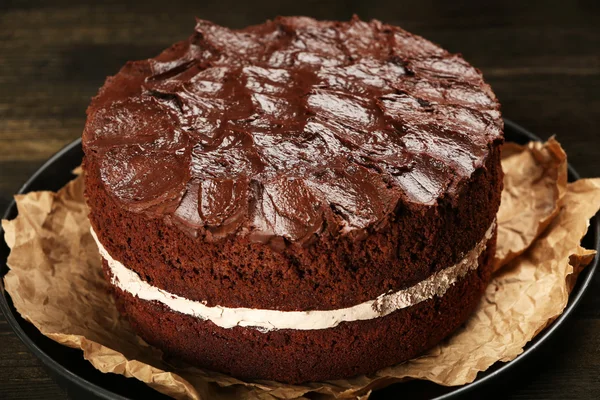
[91,221,495,332]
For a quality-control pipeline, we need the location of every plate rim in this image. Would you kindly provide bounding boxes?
[0,119,598,400]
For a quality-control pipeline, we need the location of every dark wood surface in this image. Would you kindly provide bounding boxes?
[1,0,599,399]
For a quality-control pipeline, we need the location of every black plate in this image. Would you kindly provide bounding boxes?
[1,120,598,400]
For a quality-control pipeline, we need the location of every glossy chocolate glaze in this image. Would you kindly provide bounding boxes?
[83,16,503,246]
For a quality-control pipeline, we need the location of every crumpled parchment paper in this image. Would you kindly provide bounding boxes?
[3,138,600,400]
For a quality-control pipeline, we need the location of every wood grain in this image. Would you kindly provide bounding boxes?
[1,0,599,399]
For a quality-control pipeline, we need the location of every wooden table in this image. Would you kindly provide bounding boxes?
[1,0,599,398]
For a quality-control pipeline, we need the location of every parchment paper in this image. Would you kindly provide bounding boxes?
[3,139,600,400]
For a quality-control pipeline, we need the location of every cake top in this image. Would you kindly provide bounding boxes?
[83,16,503,245]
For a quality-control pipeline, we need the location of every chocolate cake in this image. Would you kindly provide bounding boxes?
[83,16,503,383]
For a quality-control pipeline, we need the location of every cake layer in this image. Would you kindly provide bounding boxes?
[106,229,496,383]
[83,17,503,245]
[93,220,494,331]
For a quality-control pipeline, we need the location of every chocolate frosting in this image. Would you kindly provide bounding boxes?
[83,16,503,246]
